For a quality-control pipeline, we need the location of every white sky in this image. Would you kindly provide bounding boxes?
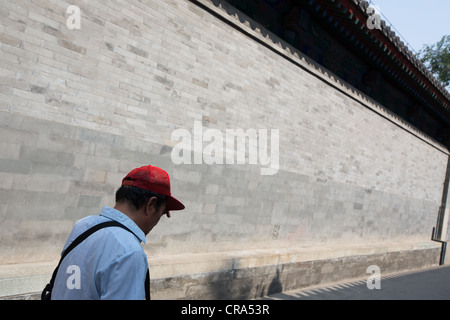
[369,0,450,53]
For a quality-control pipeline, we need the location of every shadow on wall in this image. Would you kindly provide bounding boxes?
[154,245,443,299]
[150,262,287,299]
[203,265,285,300]
[267,268,283,296]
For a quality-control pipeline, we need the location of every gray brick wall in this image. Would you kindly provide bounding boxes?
[0,0,448,278]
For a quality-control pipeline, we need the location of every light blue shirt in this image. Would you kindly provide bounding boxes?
[51,207,148,300]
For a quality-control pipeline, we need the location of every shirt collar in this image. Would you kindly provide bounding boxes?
[100,206,146,244]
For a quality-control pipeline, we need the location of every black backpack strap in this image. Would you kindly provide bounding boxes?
[42,221,150,300]
[145,268,151,300]
[61,221,138,260]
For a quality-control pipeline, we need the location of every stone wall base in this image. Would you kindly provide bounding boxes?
[1,240,441,300]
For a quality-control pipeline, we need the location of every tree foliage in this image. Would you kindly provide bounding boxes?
[419,35,450,89]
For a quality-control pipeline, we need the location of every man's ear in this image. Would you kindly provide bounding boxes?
[145,196,158,215]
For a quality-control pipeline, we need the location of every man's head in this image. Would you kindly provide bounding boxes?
[114,165,184,235]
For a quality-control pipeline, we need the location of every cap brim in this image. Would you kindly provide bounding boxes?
[166,196,185,211]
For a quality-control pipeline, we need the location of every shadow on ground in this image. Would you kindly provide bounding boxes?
[261,266,450,300]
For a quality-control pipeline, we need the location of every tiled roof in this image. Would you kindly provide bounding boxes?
[304,0,450,123]
[354,0,450,101]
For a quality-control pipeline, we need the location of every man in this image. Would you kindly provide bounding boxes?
[50,165,185,300]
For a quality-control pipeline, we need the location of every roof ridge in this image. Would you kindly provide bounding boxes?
[353,0,450,101]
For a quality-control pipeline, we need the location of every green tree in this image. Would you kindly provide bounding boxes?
[419,35,450,89]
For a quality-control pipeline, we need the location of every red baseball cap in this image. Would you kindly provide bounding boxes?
[121,165,185,211]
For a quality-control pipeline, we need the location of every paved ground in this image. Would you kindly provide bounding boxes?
[263,265,450,300]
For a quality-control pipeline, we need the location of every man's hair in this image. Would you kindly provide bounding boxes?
[115,185,167,210]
